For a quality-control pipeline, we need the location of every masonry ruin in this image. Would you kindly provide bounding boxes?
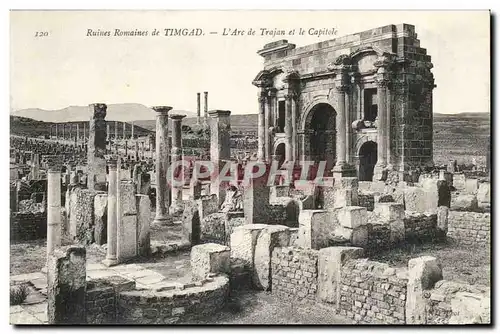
[9,23,490,326]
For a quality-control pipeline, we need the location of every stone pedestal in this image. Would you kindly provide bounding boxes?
[117,180,138,262]
[47,246,86,324]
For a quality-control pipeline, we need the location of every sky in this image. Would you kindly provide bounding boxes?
[10,10,490,115]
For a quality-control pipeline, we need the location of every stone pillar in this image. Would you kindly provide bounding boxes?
[125,140,128,157]
[31,153,40,180]
[152,106,172,225]
[102,157,118,267]
[204,91,208,127]
[197,92,201,125]
[47,164,62,257]
[114,121,118,140]
[55,124,58,139]
[83,122,86,142]
[373,57,391,179]
[106,123,110,141]
[131,121,134,139]
[123,122,126,140]
[169,114,186,214]
[76,124,80,144]
[345,86,351,164]
[333,84,347,171]
[47,246,86,324]
[209,109,231,205]
[140,141,145,160]
[134,140,139,161]
[284,93,294,162]
[87,103,108,190]
[62,124,65,140]
[291,93,298,161]
[257,89,266,161]
[266,90,275,160]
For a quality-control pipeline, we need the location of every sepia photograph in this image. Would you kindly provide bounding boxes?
[8,9,491,325]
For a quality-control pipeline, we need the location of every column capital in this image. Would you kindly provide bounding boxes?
[284,92,298,100]
[152,106,173,115]
[89,103,107,119]
[208,109,231,117]
[105,155,118,168]
[169,113,187,121]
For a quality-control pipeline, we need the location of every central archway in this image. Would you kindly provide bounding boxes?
[303,103,336,171]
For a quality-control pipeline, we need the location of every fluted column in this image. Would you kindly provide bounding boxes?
[102,157,118,267]
[169,114,186,214]
[333,85,347,169]
[257,89,266,161]
[284,93,294,162]
[152,106,172,225]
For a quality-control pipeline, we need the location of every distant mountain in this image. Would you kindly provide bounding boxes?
[135,114,259,132]
[11,103,196,123]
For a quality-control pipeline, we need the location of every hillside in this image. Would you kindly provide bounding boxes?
[11,103,196,123]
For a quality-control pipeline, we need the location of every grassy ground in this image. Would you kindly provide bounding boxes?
[370,239,490,286]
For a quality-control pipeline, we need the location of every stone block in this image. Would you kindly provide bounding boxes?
[436,206,448,234]
[406,256,443,325]
[230,224,267,269]
[453,173,466,191]
[120,180,137,215]
[136,194,151,257]
[465,178,479,194]
[196,194,218,221]
[243,177,271,224]
[450,194,478,211]
[338,206,367,229]
[318,247,364,305]
[254,225,290,290]
[477,183,490,209]
[47,246,86,324]
[93,193,107,245]
[117,215,137,262]
[297,209,335,250]
[374,202,405,243]
[191,243,230,281]
[182,200,200,244]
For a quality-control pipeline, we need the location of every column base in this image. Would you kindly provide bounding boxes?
[102,258,119,267]
[153,215,173,226]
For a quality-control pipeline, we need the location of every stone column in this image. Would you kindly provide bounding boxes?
[47,163,61,257]
[55,124,58,139]
[291,94,298,162]
[267,90,276,160]
[345,85,351,164]
[31,153,40,180]
[209,109,231,205]
[334,85,347,169]
[125,140,128,157]
[87,103,108,191]
[106,123,110,141]
[83,123,86,142]
[131,121,134,139]
[169,114,186,214]
[114,121,118,140]
[123,122,126,140]
[204,91,208,127]
[140,141,145,160]
[374,77,389,177]
[102,157,118,267]
[135,140,139,161]
[257,89,266,161]
[152,106,172,225]
[76,124,80,144]
[197,92,201,125]
[62,124,65,141]
[284,93,294,162]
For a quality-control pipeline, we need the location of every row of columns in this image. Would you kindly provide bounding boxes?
[50,123,86,142]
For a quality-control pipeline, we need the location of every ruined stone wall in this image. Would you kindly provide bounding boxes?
[339,259,407,324]
[271,247,318,302]
[404,212,437,241]
[447,211,490,246]
[10,212,47,241]
[358,193,375,211]
[85,283,116,324]
[200,212,246,245]
[424,280,490,324]
[116,276,229,324]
